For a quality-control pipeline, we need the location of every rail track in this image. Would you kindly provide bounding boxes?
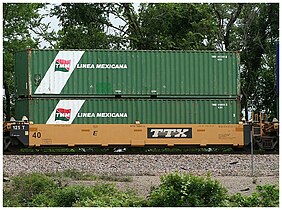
[3,147,279,155]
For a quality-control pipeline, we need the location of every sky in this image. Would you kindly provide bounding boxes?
[37,4,60,48]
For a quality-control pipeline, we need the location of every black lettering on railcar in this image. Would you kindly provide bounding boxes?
[32,132,42,138]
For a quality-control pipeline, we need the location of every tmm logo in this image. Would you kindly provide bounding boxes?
[147,128,192,138]
[55,59,71,72]
[55,108,71,121]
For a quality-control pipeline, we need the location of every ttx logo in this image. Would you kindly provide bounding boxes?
[147,128,192,138]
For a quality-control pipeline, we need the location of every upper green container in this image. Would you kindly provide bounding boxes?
[15,49,240,98]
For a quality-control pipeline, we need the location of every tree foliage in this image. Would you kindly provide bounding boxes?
[53,3,111,49]
[238,4,279,116]
[3,3,44,118]
[212,3,243,51]
[123,3,218,50]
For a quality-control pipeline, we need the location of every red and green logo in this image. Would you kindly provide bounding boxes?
[55,59,71,72]
[55,108,71,121]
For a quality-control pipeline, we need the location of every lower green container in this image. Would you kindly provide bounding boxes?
[15,98,240,124]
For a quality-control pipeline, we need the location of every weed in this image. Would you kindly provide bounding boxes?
[99,175,133,182]
[46,169,98,181]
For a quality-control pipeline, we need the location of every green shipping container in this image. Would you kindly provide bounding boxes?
[15,98,240,124]
[15,49,240,98]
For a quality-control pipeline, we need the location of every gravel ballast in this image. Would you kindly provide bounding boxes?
[3,154,279,177]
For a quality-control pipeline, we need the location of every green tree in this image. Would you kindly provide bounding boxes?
[53,3,115,49]
[211,3,278,117]
[122,3,218,50]
[212,3,243,51]
[3,3,46,119]
[239,4,279,117]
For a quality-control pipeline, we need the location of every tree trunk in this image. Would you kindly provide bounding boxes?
[3,80,11,120]
[244,103,248,122]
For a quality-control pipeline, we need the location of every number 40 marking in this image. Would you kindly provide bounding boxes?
[32,132,42,138]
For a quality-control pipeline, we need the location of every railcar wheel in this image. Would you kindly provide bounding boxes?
[3,136,23,153]
[3,136,12,151]
[256,136,278,150]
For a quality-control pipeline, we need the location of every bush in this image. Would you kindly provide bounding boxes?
[3,173,57,207]
[54,183,144,207]
[30,193,56,207]
[3,189,22,207]
[73,184,144,207]
[229,185,279,207]
[73,194,144,207]
[53,185,95,207]
[147,172,228,207]
[3,172,144,207]
[4,172,278,207]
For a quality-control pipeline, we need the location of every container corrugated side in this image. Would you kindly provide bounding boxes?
[15,50,29,98]
[15,98,240,124]
[15,49,240,98]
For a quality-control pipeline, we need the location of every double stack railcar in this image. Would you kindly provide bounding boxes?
[4,49,277,151]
